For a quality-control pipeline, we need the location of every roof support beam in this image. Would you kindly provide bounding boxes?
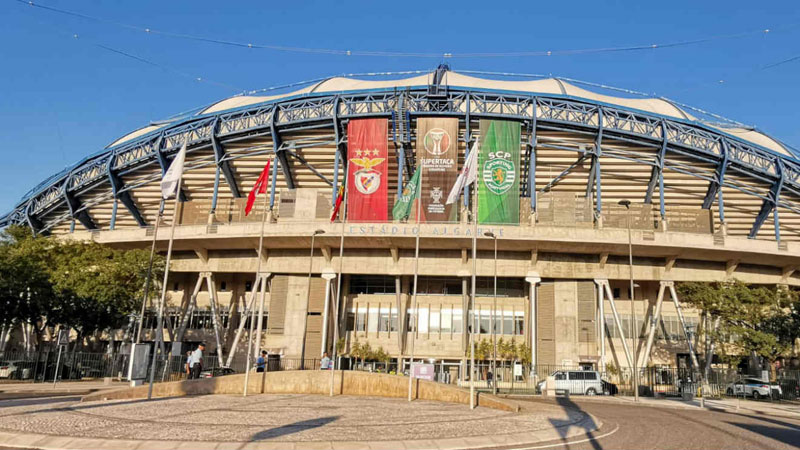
[24,201,43,235]
[463,93,471,209]
[285,149,333,186]
[540,155,587,194]
[62,180,96,231]
[107,153,147,227]
[271,113,295,190]
[644,121,668,220]
[333,96,343,206]
[586,108,603,221]
[749,160,784,239]
[211,119,241,199]
[702,140,729,214]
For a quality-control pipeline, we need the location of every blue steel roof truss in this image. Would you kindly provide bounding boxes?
[7,87,800,240]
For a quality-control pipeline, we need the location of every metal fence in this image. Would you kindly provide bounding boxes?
[0,350,130,382]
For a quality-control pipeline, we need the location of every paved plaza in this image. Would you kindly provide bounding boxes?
[0,394,595,449]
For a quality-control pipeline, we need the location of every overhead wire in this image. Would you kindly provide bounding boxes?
[14,0,799,59]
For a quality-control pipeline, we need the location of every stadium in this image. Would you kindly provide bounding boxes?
[3,65,799,380]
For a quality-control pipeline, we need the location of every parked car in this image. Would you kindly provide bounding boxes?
[0,360,34,379]
[725,378,783,399]
[200,367,236,378]
[537,370,606,396]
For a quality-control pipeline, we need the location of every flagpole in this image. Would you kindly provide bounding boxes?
[135,199,165,344]
[470,143,478,410]
[330,162,349,396]
[244,168,270,397]
[147,177,182,401]
[407,166,423,401]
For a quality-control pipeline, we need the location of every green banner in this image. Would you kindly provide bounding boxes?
[392,168,421,221]
[478,120,521,224]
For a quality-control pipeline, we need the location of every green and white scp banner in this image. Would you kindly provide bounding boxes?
[478,119,521,224]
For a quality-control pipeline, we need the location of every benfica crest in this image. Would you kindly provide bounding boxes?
[482,152,516,195]
[350,155,385,195]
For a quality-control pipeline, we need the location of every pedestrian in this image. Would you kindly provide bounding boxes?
[487,370,493,388]
[320,352,331,370]
[189,343,205,380]
[184,351,192,378]
[256,350,267,373]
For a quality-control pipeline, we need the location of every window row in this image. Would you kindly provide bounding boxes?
[346,305,524,336]
[604,314,699,341]
[349,276,526,297]
[142,310,263,331]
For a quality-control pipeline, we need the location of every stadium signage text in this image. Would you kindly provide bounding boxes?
[347,224,504,237]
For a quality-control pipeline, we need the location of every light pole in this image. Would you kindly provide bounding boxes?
[484,231,498,396]
[618,199,638,402]
[300,229,325,369]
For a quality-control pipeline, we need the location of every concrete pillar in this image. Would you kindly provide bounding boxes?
[525,272,541,368]
[320,269,337,356]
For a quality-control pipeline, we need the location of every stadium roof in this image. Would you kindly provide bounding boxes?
[108,70,797,159]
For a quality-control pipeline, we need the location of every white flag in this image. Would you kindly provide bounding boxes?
[160,139,187,199]
[445,140,479,205]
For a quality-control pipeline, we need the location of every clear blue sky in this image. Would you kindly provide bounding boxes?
[2,0,799,213]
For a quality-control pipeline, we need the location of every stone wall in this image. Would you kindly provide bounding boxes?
[82,370,520,412]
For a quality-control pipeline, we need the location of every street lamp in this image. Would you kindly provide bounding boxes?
[618,199,638,402]
[484,231,498,396]
[300,229,325,369]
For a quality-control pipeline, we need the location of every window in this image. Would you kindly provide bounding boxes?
[418,307,429,333]
[514,312,524,335]
[476,278,525,297]
[479,311,490,334]
[453,308,463,333]
[407,309,417,332]
[367,306,379,332]
[441,308,452,333]
[584,372,598,380]
[430,309,440,333]
[390,306,398,332]
[378,307,390,332]
[569,371,585,380]
[220,281,227,291]
[346,311,355,331]
[354,307,367,332]
[503,313,513,335]
[350,275,396,294]
[555,372,566,380]
[417,277,462,295]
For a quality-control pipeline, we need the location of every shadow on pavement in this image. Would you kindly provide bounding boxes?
[726,421,800,448]
[251,416,340,441]
[0,396,82,408]
[549,397,603,450]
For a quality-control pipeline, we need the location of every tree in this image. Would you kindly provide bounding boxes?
[677,280,794,376]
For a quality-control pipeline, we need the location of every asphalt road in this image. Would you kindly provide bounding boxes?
[514,398,800,450]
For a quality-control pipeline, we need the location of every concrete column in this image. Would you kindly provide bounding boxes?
[525,273,541,368]
[320,269,337,356]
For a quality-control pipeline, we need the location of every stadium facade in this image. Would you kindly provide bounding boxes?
[3,66,800,374]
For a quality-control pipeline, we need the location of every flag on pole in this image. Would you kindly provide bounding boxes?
[392,169,421,221]
[330,184,344,222]
[244,160,272,216]
[160,140,187,199]
[445,140,479,205]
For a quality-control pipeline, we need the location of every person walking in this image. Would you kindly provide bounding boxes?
[256,351,267,373]
[320,352,331,370]
[184,351,192,378]
[189,343,205,380]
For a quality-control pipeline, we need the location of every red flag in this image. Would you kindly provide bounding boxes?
[245,160,271,216]
[346,119,389,222]
[330,185,344,223]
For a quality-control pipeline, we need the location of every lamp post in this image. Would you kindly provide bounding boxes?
[300,229,325,369]
[618,199,638,402]
[484,232,498,395]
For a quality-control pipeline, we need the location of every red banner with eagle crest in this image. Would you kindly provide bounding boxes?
[346,119,389,222]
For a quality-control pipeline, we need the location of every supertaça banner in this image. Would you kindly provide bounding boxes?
[347,118,389,222]
[415,117,459,223]
[478,119,520,224]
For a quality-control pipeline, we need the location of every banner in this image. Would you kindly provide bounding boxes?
[392,168,420,221]
[347,119,389,222]
[415,117,459,222]
[478,119,521,224]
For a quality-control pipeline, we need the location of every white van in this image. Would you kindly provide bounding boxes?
[537,370,604,395]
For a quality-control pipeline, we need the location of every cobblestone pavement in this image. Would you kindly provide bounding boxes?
[0,394,583,443]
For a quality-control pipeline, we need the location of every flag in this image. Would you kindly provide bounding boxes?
[478,120,521,224]
[330,185,344,222]
[346,119,389,222]
[392,169,421,221]
[160,140,187,199]
[445,140,479,205]
[244,160,271,216]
